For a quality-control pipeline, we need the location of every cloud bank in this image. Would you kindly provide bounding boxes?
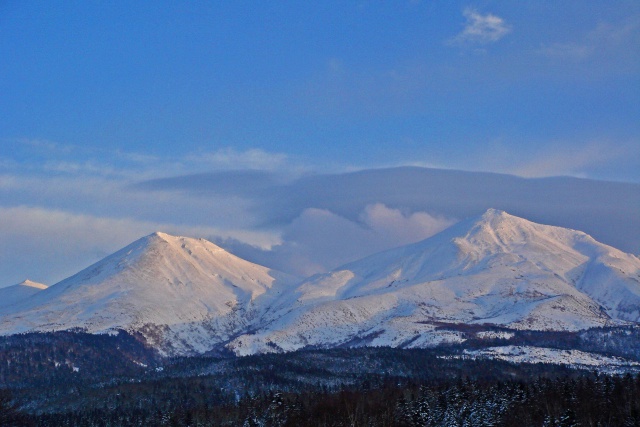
[141,167,640,276]
[0,141,638,287]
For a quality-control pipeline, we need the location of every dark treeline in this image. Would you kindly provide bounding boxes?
[9,373,640,426]
[0,331,159,389]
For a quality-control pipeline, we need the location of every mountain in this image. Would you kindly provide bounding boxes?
[2,212,639,359]
[0,280,47,310]
[228,209,640,355]
[0,232,297,355]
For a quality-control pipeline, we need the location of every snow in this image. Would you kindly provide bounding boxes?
[0,232,297,356]
[476,330,515,340]
[463,345,640,371]
[229,209,640,355]
[1,209,639,359]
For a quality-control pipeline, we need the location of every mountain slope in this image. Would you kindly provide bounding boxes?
[229,209,640,355]
[0,232,297,355]
[0,280,47,310]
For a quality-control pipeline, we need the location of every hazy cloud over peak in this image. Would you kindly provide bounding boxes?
[215,203,456,277]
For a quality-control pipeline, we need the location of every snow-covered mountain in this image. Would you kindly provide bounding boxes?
[0,280,47,310]
[0,232,297,355]
[228,209,640,355]
[1,210,639,358]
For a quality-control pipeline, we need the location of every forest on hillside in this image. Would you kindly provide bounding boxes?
[2,330,640,426]
[4,373,640,426]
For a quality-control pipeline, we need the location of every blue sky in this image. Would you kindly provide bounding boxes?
[2,1,639,178]
[0,1,639,286]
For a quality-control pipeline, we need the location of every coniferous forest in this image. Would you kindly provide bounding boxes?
[2,330,640,426]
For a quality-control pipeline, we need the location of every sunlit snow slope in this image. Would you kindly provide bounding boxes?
[0,232,296,355]
[229,209,640,355]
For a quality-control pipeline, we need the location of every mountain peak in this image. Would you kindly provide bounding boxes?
[17,280,48,290]
[148,231,183,241]
[0,231,297,355]
[143,231,223,251]
[228,211,640,355]
[144,231,182,244]
[476,208,524,227]
[150,231,171,239]
[0,280,48,311]
[458,208,559,251]
[482,208,507,217]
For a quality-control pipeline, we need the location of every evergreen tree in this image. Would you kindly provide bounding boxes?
[0,389,31,427]
[559,408,578,427]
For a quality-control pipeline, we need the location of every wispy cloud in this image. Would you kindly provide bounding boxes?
[19,138,73,153]
[540,14,640,63]
[539,41,592,61]
[449,8,511,45]
[508,141,635,179]
[42,160,119,176]
[182,148,291,172]
[467,139,640,180]
[0,171,261,230]
[2,139,298,180]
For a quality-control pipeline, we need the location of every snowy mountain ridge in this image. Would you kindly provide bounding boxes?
[228,209,640,355]
[1,209,639,359]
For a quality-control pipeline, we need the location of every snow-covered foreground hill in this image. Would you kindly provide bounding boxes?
[228,209,640,355]
[1,209,639,360]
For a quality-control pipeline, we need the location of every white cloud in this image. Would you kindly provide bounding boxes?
[231,204,456,277]
[360,203,454,243]
[0,143,306,235]
[450,8,511,45]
